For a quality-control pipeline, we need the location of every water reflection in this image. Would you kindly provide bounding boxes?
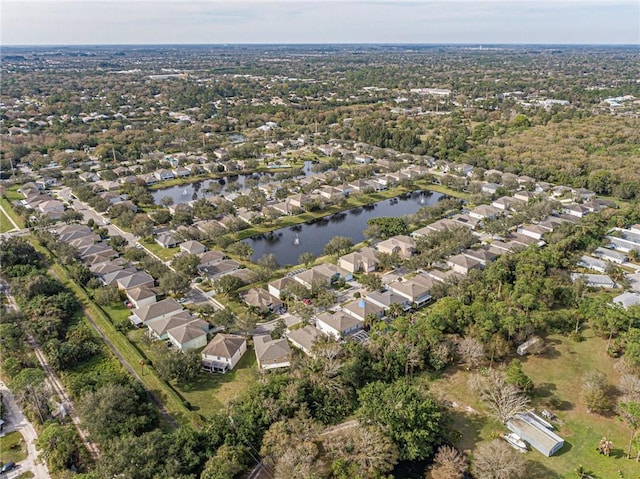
[246,190,443,266]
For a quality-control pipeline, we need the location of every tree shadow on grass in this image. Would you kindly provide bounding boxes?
[534,382,557,398]
[525,459,564,479]
[448,412,489,453]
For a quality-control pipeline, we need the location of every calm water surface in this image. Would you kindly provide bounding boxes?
[152,161,314,205]
[245,190,443,266]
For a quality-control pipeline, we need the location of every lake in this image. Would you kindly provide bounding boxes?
[245,190,444,266]
[152,161,315,205]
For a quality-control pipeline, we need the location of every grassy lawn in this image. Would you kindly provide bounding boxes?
[140,239,179,262]
[178,351,259,418]
[15,473,35,479]
[0,196,25,229]
[0,207,16,232]
[427,331,639,479]
[0,431,28,464]
[129,328,260,418]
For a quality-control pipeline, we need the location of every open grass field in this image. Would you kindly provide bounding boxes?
[427,331,640,479]
[0,196,24,229]
[0,207,16,232]
[0,431,28,464]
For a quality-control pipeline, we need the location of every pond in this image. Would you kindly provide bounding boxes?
[152,161,315,205]
[245,190,444,266]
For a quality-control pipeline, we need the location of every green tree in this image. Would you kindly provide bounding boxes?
[359,273,382,292]
[324,236,354,257]
[158,271,190,295]
[505,359,534,394]
[298,252,316,268]
[366,217,407,239]
[357,379,443,461]
[77,382,158,443]
[37,423,88,473]
[619,402,640,459]
[154,348,202,385]
[213,275,244,298]
[171,253,201,278]
[96,429,167,479]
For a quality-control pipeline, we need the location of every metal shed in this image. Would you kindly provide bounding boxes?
[507,412,564,457]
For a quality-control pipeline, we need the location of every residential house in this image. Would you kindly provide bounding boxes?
[462,247,499,266]
[242,288,284,314]
[173,167,190,178]
[338,247,378,273]
[507,412,564,457]
[570,273,616,289]
[315,311,363,340]
[517,176,535,188]
[116,271,155,291]
[79,172,99,182]
[481,182,501,195]
[447,254,483,276]
[293,268,331,289]
[613,292,640,310]
[155,232,178,249]
[36,199,65,218]
[365,290,410,311]
[147,311,199,340]
[451,214,481,230]
[202,334,247,373]
[154,169,175,181]
[573,188,596,202]
[167,320,209,351]
[577,255,608,273]
[268,276,297,299]
[342,298,384,323]
[287,325,323,356]
[492,196,523,212]
[513,191,536,203]
[312,263,352,282]
[592,247,627,265]
[126,287,156,309]
[376,235,415,259]
[180,240,206,255]
[605,236,640,254]
[254,335,291,370]
[517,224,549,241]
[562,204,589,218]
[198,250,225,267]
[387,279,432,308]
[130,298,184,327]
[201,259,240,279]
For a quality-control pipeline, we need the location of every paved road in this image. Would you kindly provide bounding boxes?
[0,381,51,479]
[4,286,100,462]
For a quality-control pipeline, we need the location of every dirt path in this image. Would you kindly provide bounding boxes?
[46,267,179,429]
[30,342,101,461]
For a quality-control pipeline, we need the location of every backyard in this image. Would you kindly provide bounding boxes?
[427,331,639,479]
[129,329,260,418]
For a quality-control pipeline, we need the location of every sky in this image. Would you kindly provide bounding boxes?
[2,0,639,46]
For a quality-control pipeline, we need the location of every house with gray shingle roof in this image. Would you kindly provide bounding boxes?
[254,335,291,370]
[202,334,247,373]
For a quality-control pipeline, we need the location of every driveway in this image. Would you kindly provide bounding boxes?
[0,381,50,479]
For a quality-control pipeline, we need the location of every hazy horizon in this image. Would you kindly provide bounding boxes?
[2,1,639,46]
